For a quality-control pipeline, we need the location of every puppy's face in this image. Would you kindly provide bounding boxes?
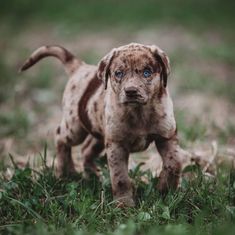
[97,43,170,105]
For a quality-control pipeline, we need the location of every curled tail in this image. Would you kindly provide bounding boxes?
[19,45,82,75]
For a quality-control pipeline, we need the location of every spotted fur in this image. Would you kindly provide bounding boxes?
[20,43,187,207]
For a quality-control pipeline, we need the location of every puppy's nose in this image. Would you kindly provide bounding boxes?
[124,86,138,96]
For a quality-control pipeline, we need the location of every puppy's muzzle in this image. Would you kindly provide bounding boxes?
[125,86,139,97]
[124,86,147,104]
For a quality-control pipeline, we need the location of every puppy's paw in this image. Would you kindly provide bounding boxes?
[114,195,135,208]
[157,180,169,196]
[157,171,180,195]
[55,163,77,179]
[83,163,102,180]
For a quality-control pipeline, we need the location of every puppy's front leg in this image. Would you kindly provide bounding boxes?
[155,134,183,194]
[106,142,134,207]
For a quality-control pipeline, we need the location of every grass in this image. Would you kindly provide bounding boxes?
[0,58,16,103]
[0,109,30,138]
[1,154,235,235]
[1,0,235,34]
[175,111,207,146]
[176,67,235,103]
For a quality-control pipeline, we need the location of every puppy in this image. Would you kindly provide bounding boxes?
[20,43,186,207]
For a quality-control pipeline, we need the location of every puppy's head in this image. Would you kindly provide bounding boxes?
[97,43,170,105]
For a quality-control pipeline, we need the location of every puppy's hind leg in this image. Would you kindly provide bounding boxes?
[55,119,87,178]
[81,135,104,178]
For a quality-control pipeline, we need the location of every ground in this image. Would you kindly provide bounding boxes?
[0,0,235,234]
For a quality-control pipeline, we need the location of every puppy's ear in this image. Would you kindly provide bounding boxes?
[97,49,116,89]
[149,45,170,87]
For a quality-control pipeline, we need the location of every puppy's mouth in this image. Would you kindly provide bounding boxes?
[122,96,147,105]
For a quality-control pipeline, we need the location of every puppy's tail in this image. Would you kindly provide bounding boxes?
[19,45,82,76]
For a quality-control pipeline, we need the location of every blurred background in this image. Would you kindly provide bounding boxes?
[0,0,235,167]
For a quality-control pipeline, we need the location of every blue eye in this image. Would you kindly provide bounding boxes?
[143,69,152,78]
[115,71,124,79]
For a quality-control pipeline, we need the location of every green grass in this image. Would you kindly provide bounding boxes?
[175,111,207,146]
[200,43,235,66]
[1,154,235,235]
[0,58,16,103]
[175,66,235,103]
[1,0,235,34]
[0,109,30,138]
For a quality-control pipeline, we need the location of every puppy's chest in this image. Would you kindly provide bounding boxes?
[128,135,153,152]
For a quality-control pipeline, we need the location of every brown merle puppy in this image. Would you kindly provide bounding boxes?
[20,43,187,207]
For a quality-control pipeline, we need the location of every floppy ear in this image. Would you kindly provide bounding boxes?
[149,45,170,88]
[97,49,116,89]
